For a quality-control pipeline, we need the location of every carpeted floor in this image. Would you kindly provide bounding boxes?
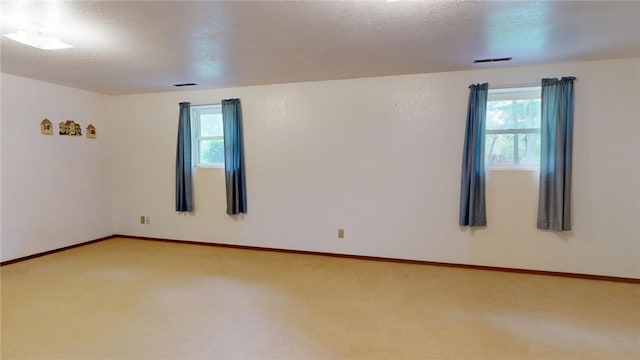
[1,237,639,359]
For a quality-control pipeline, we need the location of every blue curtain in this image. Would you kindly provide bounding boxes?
[537,77,576,231]
[459,83,488,227]
[222,99,247,215]
[175,102,193,212]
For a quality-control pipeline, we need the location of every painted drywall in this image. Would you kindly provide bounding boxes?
[109,58,640,279]
[0,77,3,254]
[3,58,637,277]
[0,73,114,261]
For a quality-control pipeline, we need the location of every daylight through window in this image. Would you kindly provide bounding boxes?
[486,87,541,168]
[192,104,224,167]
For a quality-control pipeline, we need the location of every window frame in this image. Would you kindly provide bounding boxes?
[485,86,541,170]
[191,104,224,168]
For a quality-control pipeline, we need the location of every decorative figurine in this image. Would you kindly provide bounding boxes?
[40,118,53,135]
[87,124,96,139]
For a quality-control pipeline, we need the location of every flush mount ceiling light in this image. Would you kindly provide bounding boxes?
[3,24,73,50]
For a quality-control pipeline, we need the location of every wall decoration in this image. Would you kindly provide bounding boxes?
[86,124,96,139]
[40,118,53,135]
[59,120,82,136]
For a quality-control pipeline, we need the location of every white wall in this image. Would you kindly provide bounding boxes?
[110,58,640,279]
[2,59,637,278]
[0,75,3,257]
[0,73,114,261]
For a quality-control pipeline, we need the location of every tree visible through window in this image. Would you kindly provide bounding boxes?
[486,87,541,167]
[192,105,224,167]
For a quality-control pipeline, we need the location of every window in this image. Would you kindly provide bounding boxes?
[191,104,224,167]
[486,87,541,168]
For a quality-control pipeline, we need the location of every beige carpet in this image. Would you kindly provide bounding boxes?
[1,237,639,359]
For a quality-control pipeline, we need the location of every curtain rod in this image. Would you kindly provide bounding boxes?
[489,82,539,90]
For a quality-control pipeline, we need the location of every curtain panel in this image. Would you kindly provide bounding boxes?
[175,102,193,212]
[459,83,489,227]
[537,77,576,231]
[222,99,247,215]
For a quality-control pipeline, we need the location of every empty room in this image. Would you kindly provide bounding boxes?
[1,1,639,359]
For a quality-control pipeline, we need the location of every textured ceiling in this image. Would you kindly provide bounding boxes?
[1,1,639,95]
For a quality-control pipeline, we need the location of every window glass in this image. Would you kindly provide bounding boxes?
[200,114,224,137]
[486,87,541,167]
[191,105,224,167]
[486,99,540,130]
[199,139,224,165]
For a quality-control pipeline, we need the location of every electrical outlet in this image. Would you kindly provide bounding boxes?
[140,216,145,224]
[145,216,151,225]
[338,228,344,238]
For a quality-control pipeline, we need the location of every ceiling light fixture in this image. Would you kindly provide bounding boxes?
[3,23,73,50]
